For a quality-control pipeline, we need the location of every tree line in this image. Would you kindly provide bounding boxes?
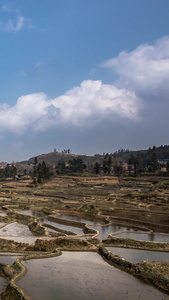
[33,157,52,184]
[1,145,169,182]
[0,164,17,179]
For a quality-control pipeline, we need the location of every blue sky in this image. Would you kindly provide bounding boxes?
[0,0,169,162]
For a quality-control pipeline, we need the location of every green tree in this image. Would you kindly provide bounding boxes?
[128,158,132,176]
[114,164,123,176]
[33,157,38,179]
[57,160,66,173]
[37,161,51,183]
[102,156,112,174]
[11,165,17,179]
[4,164,11,178]
[94,162,100,174]
[103,157,108,174]
[107,156,112,174]
[151,146,157,172]
[69,158,86,173]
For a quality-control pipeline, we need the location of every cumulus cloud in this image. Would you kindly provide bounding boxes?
[0,93,49,132]
[0,81,140,134]
[102,36,169,102]
[97,36,169,152]
[1,36,169,160]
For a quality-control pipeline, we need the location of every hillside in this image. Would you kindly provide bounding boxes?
[18,152,101,171]
[25,152,78,164]
[113,145,169,164]
[20,145,169,168]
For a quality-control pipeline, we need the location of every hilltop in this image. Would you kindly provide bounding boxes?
[20,151,103,168]
[21,145,169,166]
[1,145,169,177]
[23,152,78,165]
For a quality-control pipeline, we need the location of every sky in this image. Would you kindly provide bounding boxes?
[0,0,169,162]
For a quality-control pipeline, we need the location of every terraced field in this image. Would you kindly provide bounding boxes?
[0,175,168,299]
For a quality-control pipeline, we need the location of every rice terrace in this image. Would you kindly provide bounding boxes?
[0,149,169,300]
[0,1,169,299]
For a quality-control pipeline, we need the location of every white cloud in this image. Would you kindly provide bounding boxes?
[0,81,140,134]
[0,93,49,132]
[1,15,25,32]
[1,36,169,160]
[52,80,140,124]
[102,36,169,102]
[0,5,33,32]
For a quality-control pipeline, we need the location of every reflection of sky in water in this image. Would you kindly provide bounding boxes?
[38,218,83,235]
[18,252,168,300]
[89,224,134,239]
[106,247,169,263]
[0,255,21,264]
[15,210,41,217]
[39,216,138,239]
[50,215,137,239]
[0,212,7,216]
[0,222,33,236]
[114,232,169,243]
[0,276,6,295]
[53,214,97,225]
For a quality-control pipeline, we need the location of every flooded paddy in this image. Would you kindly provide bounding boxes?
[0,175,168,298]
[0,254,21,264]
[106,247,169,263]
[48,215,137,239]
[18,252,168,300]
[0,277,6,298]
[15,210,42,217]
[89,224,135,239]
[0,222,33,236]
[0,212,7,216]
[113,232,169,243]
[53,214,98,225]
[38,218,84,235]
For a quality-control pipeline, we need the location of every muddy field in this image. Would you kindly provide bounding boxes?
[0,175,169,299]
